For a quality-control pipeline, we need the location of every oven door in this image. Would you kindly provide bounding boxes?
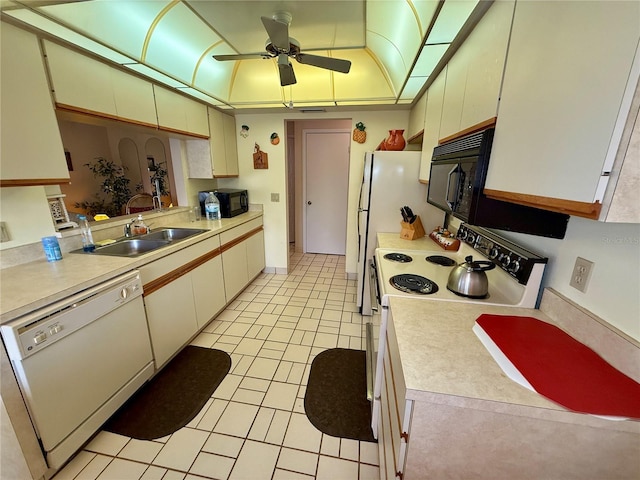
[367,258,382,438]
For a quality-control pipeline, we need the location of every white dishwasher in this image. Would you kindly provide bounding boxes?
[1,270,154,470]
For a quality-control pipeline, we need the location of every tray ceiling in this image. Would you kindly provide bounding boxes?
[1,0,485,111]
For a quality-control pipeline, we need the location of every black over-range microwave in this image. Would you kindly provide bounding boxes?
[427,128,569,239]
[199,188,248,218]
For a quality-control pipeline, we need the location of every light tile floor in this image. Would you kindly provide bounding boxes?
[54,252,379,480]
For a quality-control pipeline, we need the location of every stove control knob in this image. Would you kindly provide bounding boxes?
[489,247,500,259]
[459,229,468,240]
[467,233,476,245]
[511,259,521,273]
[502,255,512,268]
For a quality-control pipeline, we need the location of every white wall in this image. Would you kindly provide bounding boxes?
[494,219,640,341]
[220,109,412,274]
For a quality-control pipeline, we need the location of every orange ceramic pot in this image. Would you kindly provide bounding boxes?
[384,129,406,151]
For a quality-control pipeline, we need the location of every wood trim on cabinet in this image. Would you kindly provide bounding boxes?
[220,226,264,253]
[438,117,497,145]
[157,125,209,140]
[213,175,240,179]
[143,247,221,296]
[407,130,424,145]
[56,103,158,130]
[0,178,70,187]
[483,188,602,220]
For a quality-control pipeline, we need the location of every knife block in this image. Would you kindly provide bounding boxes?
[400,216,426,240]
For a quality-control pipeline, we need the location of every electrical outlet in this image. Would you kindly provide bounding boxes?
[569,257,594,292]
[0,222,9,242]
[271,193,280,202]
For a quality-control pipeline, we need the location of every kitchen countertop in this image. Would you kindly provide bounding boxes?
[387,295,640,432]
[0,211,263,324]
[377,231,445,251]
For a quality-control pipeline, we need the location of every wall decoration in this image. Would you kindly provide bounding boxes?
[240,125,249,138]
[352,122,366,143]
[253,143,269,169]
[270,132,280,145]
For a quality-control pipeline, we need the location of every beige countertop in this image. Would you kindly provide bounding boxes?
[377,231,444,251]
[387,296,558,409]
[0,211,263,324]
[387,295,640,433]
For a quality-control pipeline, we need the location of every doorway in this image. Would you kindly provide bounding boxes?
[303,129,350,255]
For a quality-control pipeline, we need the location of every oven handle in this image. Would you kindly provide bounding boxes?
[368,259,380,313]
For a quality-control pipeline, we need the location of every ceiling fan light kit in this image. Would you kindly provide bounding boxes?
[213,11,352,87]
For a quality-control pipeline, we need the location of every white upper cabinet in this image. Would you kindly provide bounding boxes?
[45,41,157,127]
[154,86,209,137]
[1,23,68,183]
[485,1,640,219]
[186,108,239,178]
[208,107,239,177]
[419,71,446,181]
[418,0,514,181]
[407,92,427,141]
[439,0,513,140]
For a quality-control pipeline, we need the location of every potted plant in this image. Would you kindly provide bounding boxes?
[75,157,132,218]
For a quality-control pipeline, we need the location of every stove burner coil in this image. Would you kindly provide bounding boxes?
[389,274,439,295]
[425,255,456,267]
[384,253,413,263]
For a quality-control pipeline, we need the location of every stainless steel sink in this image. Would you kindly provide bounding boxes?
[141,227,208,242]
[73,227,208,257]
[90,239,170,257]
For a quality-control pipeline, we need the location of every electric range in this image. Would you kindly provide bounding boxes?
[373,223,547,308]
[366,223,549,438]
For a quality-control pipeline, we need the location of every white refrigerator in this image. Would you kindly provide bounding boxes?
[356,151,444,315]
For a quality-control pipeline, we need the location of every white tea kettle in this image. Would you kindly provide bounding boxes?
[447,255,495,298]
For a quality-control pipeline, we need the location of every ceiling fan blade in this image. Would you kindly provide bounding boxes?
[277,54,297,86]
[296,53,351,73]
[213,53,269,61]
[261,16,290,51]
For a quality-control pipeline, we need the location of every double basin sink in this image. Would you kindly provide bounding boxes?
[76,227,208,257]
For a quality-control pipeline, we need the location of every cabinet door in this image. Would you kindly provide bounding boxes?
[246,230,265,280]
[222,113,239,176]
[155,86,208,137]
[439,54,466,139]
[192,254,226,329]
[408,93,427,141]
[221,242,249,301]
[1,26,68,182]
[419,71,446,181]
[144,274,198,368]
[44,40,117,116]
[458,0,513,129]
[110,68,157,126]
[486,1,640,207]
[208,107,227,176]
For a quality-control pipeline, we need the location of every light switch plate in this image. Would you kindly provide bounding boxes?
[271,193,280,202]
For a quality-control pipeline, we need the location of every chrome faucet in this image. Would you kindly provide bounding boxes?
[123,218,136,237]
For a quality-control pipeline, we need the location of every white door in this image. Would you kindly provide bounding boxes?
[304,130,350,255]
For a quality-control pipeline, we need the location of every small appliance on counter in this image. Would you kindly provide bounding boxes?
[199,188,248,218]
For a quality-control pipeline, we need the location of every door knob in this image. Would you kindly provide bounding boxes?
[307,201,312,205]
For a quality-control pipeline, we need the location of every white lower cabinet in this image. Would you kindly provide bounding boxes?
[221,217,265,302]
[140,235,224,368]
[192,254,226,329]
[143,274,198,369]
[378,308,413,480]
[140,217,264,368]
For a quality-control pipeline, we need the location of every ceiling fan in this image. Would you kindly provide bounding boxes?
[212,12,352,86]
